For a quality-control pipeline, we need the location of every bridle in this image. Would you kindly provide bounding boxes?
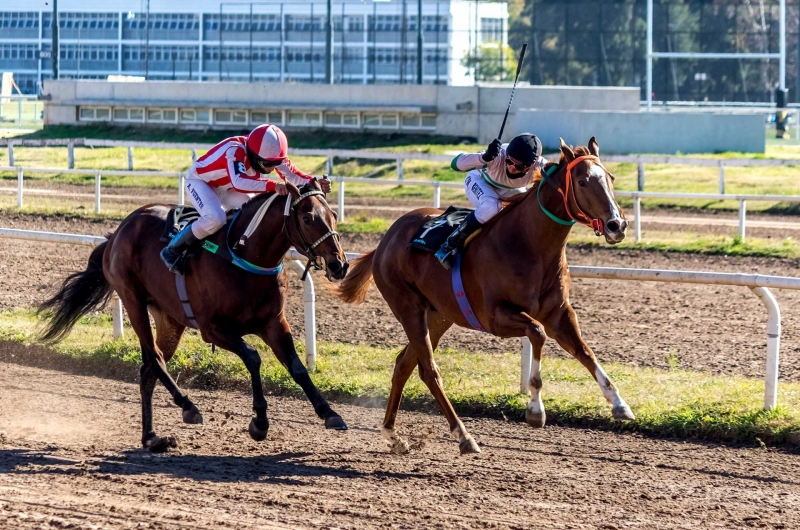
[538,154,606,236]
[283,188,340,279]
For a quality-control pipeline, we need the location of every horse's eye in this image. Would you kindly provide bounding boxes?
[303,215,312,224]
[578,179,588,188]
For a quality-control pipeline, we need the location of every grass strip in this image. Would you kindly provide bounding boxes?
[1,309,798,447]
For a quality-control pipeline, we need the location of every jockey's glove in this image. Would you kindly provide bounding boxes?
[481,138,502,163]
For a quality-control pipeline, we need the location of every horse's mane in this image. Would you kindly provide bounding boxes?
[482,145,592,229]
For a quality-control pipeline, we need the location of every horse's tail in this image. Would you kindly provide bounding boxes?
[332,249,375,304]
[37,240,112,343]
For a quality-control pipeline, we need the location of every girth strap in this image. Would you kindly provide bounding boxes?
[175,274,199,329]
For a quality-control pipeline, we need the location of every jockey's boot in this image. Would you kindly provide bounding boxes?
[160,223,201,274]
[434,212,482,270]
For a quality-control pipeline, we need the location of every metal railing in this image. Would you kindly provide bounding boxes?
[3,164,800,241]
[0,95,44,129]
[1,227,798,410]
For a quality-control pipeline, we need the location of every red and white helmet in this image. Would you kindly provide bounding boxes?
[246,124,288,171]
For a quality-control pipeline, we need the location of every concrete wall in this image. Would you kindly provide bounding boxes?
[517,109,765,154]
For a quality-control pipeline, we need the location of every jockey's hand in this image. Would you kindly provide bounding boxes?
[274,183,289,196]
[318,178,332,194]
[482,138,502,162]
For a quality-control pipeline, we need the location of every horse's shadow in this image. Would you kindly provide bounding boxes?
[0,448,424,485]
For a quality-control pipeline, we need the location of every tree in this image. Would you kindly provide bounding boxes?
[461,42,517,82]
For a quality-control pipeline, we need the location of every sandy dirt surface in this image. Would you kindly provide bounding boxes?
[1,361,799,529]
[2,210,799,381]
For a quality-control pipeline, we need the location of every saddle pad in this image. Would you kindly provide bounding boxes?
[159,205,201,243]
[410,206,475,253]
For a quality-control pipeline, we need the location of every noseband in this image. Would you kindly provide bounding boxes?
[538,155,606,236]
[283,189,340,277]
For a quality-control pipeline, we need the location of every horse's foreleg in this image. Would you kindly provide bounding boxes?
[490,305,548,427]
[544,305,635,421]
[257,317,347,430]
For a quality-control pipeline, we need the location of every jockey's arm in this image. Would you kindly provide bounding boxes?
[275,158,331,193]
[449,152,489,172]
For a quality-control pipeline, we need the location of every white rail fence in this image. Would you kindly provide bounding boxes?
[1,227,798,411]
[3,164,800,241]
[4,137,800,194]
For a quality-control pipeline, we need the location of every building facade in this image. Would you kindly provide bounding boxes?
[1,0,508,94]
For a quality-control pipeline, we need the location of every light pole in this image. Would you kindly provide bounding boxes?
[52,0,59,79]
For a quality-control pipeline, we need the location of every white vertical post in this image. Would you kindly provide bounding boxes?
[191,149,197,163]
[750,286,780,410]
[17,97,22,125]
[637,162,645,191]
[779,0,786,90]
[127,146,134,170]
[520,337,532,394]
[433,182,441,208]
[178,174,185,205]
[67,142,75,169]
[634,194,642,243]
[7,144,14,166]
[397,158,404,180]
[738,199,746,241]
[94,173,101,213]
[326,155,334,175]
[337,177,345,222]
[289,260,317,371]
[16,167,23,208]
[646,0,653,110]
[718,163,725,195]
[111,292,124,339]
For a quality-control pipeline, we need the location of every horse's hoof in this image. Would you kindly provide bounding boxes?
[325,415,348,430]
[525,409,547,428]
[388,437,410,455]
[612,405,636,421]
[248,417,269,442]
[145,435,179,453]
[459,436,482,455]
[182,405,204,425]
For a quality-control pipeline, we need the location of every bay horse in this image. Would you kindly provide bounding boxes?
[38,179,349,452]
[334,138,634,455]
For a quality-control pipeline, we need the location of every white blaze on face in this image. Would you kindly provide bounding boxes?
[588,162,621,221]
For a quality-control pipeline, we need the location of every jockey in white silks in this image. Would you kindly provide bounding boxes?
[160,123,331,273]
[434,133,548,269]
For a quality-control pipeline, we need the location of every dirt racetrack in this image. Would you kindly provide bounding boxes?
[1,361,800,529]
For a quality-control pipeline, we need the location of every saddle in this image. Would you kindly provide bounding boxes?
[159,205,237,275]
[409,206,480,253]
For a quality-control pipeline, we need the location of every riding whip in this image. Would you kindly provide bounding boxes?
[498,43,528,141]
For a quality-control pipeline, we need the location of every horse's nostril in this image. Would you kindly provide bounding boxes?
[329,260,342,272]
[606,220,620,233]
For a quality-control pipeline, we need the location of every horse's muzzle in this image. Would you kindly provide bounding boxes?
[326,258,349,281]
[603,217,627,245]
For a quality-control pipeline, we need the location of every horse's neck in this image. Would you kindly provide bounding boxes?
[490,176,573,261]
[232,196,291,267]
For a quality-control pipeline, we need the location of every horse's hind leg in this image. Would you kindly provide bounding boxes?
[257,316,347,431]
[544,304,635,421]
[140,306,186,452]
[382,310,453,454]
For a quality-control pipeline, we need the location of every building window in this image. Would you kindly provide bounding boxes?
[363,113,398,129]
[324,112,359,128]
[251,110,283,125]
[147,108,177,123]
[78,106,111,121]
[287,111,322,127]
[480,18,503,44]
[214,109,247,125]
[113,107,145,122]
[400,113,436,130]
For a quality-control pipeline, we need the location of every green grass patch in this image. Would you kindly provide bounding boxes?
[2,308,799,446]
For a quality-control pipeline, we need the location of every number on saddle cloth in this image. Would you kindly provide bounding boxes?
[409,206,475,253]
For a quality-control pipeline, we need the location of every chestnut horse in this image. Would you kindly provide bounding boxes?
[334,138,634,455]
[38,179,349,452]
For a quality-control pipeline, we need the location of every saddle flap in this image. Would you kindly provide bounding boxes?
[160,205,201,243]
[410,206,475,253]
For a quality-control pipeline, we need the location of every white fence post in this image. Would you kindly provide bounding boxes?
[178,174,185,205]
[738,199,747,241]
[127,146,134,170]
[637,162,645,191]
[520,337,532,394]
[17,98,22,125]
[397,159,404,180]
[750,287,780,410]
[326,155,334,176]
[634,194,642,243]
[191,149,197,163]
[433,182,441,208]
[7,144,13,166]
[111,292,124,339]
[16,167,23,208]
[337,177,345,222]
[67,142,74,169]
[288,259,317,371]
[94,173,102,213]
[718,163,725,195]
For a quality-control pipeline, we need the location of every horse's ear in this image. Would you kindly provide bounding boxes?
[559,138,575,163]
[588,136,600,157]
[286,181,301,199]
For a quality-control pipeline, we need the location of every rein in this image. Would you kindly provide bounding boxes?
[538,155,605,236]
